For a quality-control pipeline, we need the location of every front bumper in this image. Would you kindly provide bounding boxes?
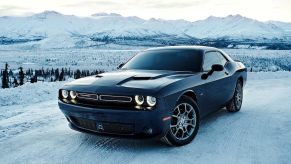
[58,100,171,138]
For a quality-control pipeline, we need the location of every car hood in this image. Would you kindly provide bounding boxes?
[65,70,196,93]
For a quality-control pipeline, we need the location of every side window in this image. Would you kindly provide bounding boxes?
[202,51,227,71]
[216,52,227,66]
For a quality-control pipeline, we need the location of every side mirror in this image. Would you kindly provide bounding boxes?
[201,64,224,80]
[117,63,124,69]
[211,64,224,72]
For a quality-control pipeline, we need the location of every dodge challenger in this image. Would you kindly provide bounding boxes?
[58,46,247,146]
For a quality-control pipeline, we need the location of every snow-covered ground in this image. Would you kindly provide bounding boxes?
[0,81,67,106]
[0,72,291,164]
[0,48,138,71]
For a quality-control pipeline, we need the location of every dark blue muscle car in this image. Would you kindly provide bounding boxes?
[58,46,247,146]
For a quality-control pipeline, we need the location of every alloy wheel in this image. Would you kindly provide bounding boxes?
[170,103,197,140]
[235,84,243,109]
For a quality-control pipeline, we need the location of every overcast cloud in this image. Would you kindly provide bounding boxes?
[0,0,290,22]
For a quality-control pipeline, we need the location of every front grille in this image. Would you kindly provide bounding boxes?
[99,95,132,103]
[70,117,134,135]
[72,92,134,109]
[77,92,98,100]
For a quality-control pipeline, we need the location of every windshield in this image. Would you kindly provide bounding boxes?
[122,49,203,72]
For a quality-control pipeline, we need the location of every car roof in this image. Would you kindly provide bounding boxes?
[145,46,219,52]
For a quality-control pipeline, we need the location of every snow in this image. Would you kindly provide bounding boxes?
[0,72,291,163]
[0,11,291,49]
[0,81,66,106]
[223,49,291,71]
[0,49,139,71]
[1,48,291,72]
[185,14,286,39]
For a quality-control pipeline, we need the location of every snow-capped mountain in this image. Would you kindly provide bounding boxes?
[186,15,286,38]
[268,21,291,32]
[0,11,291,49]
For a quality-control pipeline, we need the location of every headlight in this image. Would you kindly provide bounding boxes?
[70,91,77,99]
[61,90,69,99]
[135,95,144,105]
[146,96,156,106]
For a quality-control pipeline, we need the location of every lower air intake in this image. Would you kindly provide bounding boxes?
[70,117,134,135]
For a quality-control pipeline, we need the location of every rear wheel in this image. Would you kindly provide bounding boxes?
[161,95,200,146]
[226,80,243,112]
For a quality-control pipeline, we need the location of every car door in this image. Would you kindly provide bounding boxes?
[199,51,230,114]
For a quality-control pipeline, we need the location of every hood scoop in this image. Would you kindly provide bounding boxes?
[116,75,154,86]
[132,73,176,80]
[132,76,152,80]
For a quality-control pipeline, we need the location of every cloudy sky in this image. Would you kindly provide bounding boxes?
[0,0,290,22]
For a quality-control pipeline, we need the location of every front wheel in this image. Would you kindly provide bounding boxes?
[226,80,243,112]
[161,95,200,146]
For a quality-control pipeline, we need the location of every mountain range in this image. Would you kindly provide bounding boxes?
[0,11,291,49]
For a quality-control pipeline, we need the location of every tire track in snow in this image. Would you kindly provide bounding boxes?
[0,101,63,142]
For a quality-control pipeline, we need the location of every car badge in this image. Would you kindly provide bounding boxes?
[97,123,104,131]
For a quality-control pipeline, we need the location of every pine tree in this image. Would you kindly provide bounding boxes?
[55,68,59,81]
[31,72,38,83]
[34,73,38,83]
[2,63,9,88]
[19,67,25,85]
[51,68,54,76]
[75,69,81,79]
[8,69,13,87]
[64,68,68,76]
[12,77,19,87]
[59,68,64,81]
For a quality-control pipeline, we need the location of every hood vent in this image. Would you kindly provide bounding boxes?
[132,76,152,80]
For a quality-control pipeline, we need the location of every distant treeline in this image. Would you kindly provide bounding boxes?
[91,35,291,50]
[231,55,291,72]
[1,63,104,89]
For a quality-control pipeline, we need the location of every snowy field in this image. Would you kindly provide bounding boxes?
[0,48,138,71]
[1,48,291,71]
[0,72,291,164]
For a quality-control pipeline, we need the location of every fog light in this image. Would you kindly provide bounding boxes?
[61,90,69,99]
[70,91,77,99]
[146,96,156,106]
[135,95,144,105]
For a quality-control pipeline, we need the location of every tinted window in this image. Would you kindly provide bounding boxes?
[216,52,227,66]
[203,51,227,71]
[122,49,203,72]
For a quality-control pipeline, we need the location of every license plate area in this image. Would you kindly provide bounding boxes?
[70,117,134,135]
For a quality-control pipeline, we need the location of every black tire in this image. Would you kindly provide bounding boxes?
[161,95,200,146]
[226,80,243,112]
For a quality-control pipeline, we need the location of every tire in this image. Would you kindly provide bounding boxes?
[161,95,200,146]
[226,80,243,112]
